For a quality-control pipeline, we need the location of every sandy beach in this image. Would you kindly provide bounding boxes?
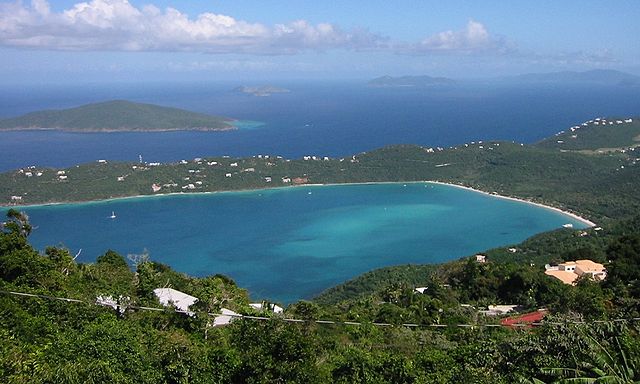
[425,181,596,227]
[1,180,597,228]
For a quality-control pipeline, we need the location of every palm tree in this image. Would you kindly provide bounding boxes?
[526,325,639,383]
[2,209,32,236]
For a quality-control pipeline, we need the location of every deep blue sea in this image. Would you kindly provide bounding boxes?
[1,183,588,303]
[1,80,640,171]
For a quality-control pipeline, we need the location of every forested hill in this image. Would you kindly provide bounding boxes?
[536,116,640,152]
[3,128,640,223]
[0,100,234,132]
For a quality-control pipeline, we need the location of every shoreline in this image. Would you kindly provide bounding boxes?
[0,119,267,133]
[425,181,596,227]
[0,126,236,133]
[1,180,596,227]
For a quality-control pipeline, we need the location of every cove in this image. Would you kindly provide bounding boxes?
[4,183,590,303]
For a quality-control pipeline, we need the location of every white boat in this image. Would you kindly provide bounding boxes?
[562,223,573,229]
[109,211,116,219]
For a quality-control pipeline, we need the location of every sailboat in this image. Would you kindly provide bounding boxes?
[109,211,116,219]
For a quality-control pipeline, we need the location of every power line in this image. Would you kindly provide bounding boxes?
[2,289,639,329]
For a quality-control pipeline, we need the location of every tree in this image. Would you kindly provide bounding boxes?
[606,235,640,297]
[96,250,128,269]
[531,324,640,383]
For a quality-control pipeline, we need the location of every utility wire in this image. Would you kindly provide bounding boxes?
[2,289,639,329]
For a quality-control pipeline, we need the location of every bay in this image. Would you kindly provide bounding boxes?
[2,182,589,303]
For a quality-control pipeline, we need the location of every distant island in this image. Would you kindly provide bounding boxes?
[234,86,291,97]
[368,75,456,88]
[0,100,235,132]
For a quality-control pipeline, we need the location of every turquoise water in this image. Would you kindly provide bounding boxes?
[4,183,588,303]
[231,120,266,130]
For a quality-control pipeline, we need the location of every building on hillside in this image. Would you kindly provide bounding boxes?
[475,254,487,263]
[544,259,606,285]
[480,304,522,316]
[249,302,284,314]
[501,309,548,328]
[213,308,241,327]
[153,288,198,315]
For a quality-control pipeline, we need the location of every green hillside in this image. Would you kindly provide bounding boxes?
[536,117,640,152]
[0,100,234,131]
[2,138,638,223]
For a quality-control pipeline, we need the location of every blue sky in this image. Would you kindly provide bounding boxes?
[0,0,638,83]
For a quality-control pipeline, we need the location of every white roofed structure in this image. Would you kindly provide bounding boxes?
[213,308,241,327]
[153,288,198,313]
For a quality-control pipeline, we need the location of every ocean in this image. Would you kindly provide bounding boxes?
[4,183,589,303]
[1,81,640,171]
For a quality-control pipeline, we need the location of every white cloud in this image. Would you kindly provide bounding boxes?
[399,20,511,55]
[0,0,385,53]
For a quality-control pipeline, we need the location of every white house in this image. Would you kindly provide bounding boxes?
[153,288,198,315]
[475,254,487,263]
[481,304,521,316]
[249,302,284,314]
[213,308,241,327]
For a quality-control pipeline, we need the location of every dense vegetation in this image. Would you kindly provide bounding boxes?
[0,100,233,131]
[537,117,640,151]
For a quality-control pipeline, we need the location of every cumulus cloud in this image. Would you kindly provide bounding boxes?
[399,20,511,55]
[0,0,385,53]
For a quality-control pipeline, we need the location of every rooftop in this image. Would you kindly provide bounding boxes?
[153,288,198,312]
[545,270,579,285]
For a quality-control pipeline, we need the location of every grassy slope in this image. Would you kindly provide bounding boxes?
[0,100,233,131]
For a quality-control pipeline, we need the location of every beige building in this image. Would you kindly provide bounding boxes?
[545,259,607,285]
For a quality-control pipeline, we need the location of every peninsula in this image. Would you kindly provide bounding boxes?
[0,100,235,132]
[3,116,640,227]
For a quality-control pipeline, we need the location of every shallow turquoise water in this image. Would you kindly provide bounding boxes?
[3,183,588,303]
